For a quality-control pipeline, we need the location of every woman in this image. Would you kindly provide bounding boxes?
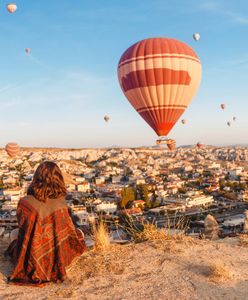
[5,161,86,284]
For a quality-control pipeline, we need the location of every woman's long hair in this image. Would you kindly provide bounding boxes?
[27,161,66,202]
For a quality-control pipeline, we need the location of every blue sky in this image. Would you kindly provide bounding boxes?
[0,0,248,147]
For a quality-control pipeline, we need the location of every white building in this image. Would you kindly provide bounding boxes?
[96,202,117,214]
[77,182,90,192]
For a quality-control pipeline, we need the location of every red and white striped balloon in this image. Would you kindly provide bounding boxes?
[118,38,202,137]
[5,143,20,157]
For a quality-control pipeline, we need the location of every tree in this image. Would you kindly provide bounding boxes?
[136,184,150,208]
[120,187,135,208]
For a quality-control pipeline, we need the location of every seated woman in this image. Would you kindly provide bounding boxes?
[5,161,86,284]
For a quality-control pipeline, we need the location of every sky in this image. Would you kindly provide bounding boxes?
[0,0,248,148]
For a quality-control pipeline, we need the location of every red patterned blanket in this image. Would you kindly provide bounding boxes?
[6,196,86,285]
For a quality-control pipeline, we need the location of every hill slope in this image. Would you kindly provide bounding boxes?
[1,237,248,300]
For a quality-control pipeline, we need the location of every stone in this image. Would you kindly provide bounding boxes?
[204,214,219,240]
[243,210,248,233]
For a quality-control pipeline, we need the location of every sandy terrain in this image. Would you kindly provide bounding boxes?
[1,236,248,300]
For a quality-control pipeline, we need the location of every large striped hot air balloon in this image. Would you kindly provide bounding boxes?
[117,38,202,139]
[5,143,20,157]
[7,3,17,13]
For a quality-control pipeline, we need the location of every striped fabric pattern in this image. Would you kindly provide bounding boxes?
[5,142,20,157]
[118,38,202,137]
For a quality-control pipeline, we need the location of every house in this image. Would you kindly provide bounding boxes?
[77,182,90,192]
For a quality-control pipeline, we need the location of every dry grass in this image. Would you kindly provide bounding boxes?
[92,221,111,252]
[131,223,182,243]
[208,260,232,283]
[124,216,189,244]
[67,245,128,284]
[238,234,248,247]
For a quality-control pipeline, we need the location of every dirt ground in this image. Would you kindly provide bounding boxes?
[1,236,248,300]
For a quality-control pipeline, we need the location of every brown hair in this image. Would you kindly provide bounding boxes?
[27,161,66,202]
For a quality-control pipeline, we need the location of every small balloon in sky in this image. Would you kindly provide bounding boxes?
[104,115,110,122]
[181,119,186,125]
[166,139,176,151]
[227,121,231,127]
[193,33,200,41]
[196,142,204,149]
[5,142,20,157]
[25,48,31,54]
[220,103,225,110]
[7,3,17,13]
[233,116,236,121]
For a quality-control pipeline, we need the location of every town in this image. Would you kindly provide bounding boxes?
[1,146,248,241]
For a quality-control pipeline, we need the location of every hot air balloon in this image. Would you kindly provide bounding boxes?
[7,3,17,13]
[104,115,110,123]
[5,143,20,157]
[196,142,204,149]
[193,33,200,41]
[117,38,202,142]
[227,121,231,127]
[25,48,31,54]
[166,139,176,151]
[181,119,187,125]
[233,116,236,121]
[220,104,225,110]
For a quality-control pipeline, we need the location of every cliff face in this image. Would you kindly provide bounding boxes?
[1,236,248,300]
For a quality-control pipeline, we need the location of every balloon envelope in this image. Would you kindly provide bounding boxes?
[118,38,202,137]
[25,48,31,54]
[233,116,236,121]
[196,142,204,148]
[166,139,176,151]
[5,143,20,157]
[7,3,17,13]
[181,119,186,125]
[104,115,110,122]
[193,33,200,41]
[220,104,225,110]
[227,121,231,127]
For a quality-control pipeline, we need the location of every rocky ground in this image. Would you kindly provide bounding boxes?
[1,236,248,300]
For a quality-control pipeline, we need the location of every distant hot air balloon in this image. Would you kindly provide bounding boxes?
[227,121,231,127]
[104,115,110,123]
[233,116,236,121]
[7,3,17,13]
[220,104,225,110]
[196,142,204,149]
[25,48,31,54]
[117,38,202,140]
[5,143,20,157]
[181,119,187,125]
[193,33,200,41]
[166,139,176,151]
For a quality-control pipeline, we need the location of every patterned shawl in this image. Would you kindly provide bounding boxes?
[6,195,86,285]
